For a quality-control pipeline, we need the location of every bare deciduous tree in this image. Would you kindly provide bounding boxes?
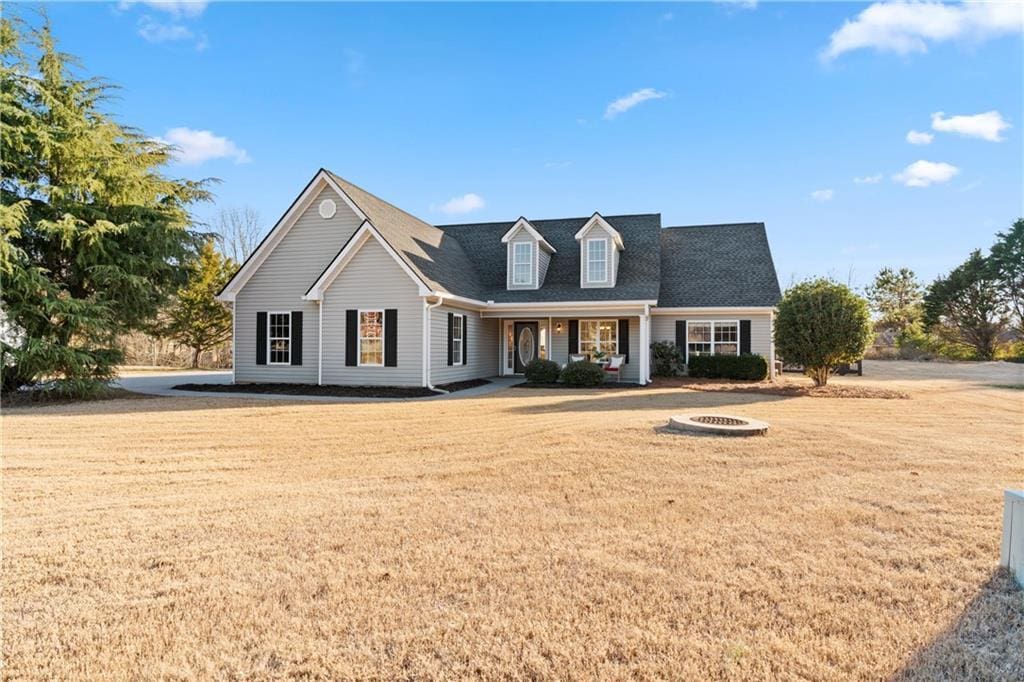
[215,206,263,263]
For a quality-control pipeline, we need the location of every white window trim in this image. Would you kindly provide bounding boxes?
[577,318,619,357]
[587,238,609,284]
[685,319,740,364]
[267,311,291,365]
[512,241,534,286]
[357,308,385,368]
[452,314,464,366]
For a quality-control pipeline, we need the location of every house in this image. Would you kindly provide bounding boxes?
[216,169,782,387]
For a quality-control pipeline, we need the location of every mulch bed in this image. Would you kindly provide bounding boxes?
[172,379,492,399]
[2,387,152,409]
[510,382,644,390]
[652,377,908,400]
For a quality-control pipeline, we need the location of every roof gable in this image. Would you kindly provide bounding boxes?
[574,212,624,250]
[501,217,556,253]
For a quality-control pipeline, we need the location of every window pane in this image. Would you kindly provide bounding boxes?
[714,322,737,343]
[688,323,711,343]
[359,311,384,365]
[715,343,738,355]
[512,242,532,284]
[588,240,607,282]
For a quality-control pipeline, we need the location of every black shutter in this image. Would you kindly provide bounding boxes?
[675,320,687,350]
[290,311,303,365]
[384,309,398,367]
[256,312,267,365]
[740,320,751,355]
[345,309,358,366]
[447,312,454,366]
[462,315,468,365]
[568,319,579,354]
[618,318,630,363]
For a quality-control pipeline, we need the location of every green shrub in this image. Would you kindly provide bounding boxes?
[559,360,606,387]
[524,358,560,383]
[687,354,768,381]
[774,278,872,386]
[651,341,685,377]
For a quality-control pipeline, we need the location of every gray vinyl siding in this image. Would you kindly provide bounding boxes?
[430,306,499,384]
[537,249,551,287]
[506,234,538,290]
[651,312,773,361]
[234,186,362,383]
[321,238,423,386]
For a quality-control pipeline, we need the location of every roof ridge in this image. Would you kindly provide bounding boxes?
[663,222,765,230]
[438,212,661,228]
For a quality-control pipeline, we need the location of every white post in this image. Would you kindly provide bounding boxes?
[1003,490,1024,587]
[317,299,323,385]
[639,311,650,384]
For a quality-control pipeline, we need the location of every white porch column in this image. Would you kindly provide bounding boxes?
[639,310,650,384]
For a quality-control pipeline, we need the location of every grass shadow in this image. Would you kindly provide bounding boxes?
[506,386,792,415]
[893,568,1023,681]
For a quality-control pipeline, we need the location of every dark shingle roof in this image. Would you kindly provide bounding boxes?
[436,214,663,303]
[658,223,781,307]
[328,172,487,299]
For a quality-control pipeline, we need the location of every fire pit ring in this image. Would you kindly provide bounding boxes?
[666,413,769,437]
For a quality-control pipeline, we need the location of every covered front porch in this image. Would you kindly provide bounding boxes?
[482,303,653,384]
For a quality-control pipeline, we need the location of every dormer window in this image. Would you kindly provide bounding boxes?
[587,238,608,283]
[575,212,624,289]
[502,217,555,290]
[512,241,534,286]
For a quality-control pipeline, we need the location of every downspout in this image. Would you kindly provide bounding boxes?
[641,303,651,384]
[423,296,444,391]
[317,299,323,385]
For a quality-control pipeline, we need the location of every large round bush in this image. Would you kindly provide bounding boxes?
[524,358,560,383]
[559,360,606,387]
[774,278,872,386]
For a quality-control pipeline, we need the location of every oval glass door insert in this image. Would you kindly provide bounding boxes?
[518,327,535,366]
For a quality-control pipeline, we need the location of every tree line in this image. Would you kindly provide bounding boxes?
[866,220,1023,361]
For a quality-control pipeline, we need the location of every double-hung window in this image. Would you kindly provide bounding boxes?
[452,314,464,365]
[587,238,607,283]
[512,242,533,286]
[359,310,384,366]
[268,312,291,364]
[687,321,739,359]
[578,319,618,359]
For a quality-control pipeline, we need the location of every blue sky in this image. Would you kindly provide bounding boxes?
[35,1,1024,287]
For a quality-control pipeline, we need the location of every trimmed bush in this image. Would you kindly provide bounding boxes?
[651,340,685,377]
[559,360,606,387]
[687,354,768,381]
[524,358,561,383]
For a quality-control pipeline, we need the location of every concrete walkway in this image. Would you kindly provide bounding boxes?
[116,370,521,403]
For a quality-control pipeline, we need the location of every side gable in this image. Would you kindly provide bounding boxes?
[303,221,431,300]
[218,170,367,302]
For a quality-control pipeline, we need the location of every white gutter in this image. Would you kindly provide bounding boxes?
[317,299,323,385]
[423,296,445,390]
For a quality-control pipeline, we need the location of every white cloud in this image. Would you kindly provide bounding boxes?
[715,0,758,9]
[811,189,835,202]
[906,129,934,145]
[892,160,959,187]
[138,17,193,43]
[822,1,1023,61]
[604,88,667,119]
[435,193,485,215]
[119,1,208,18]
[853,173,883,184]
[931,110,1011,142]
[155,127,251,165]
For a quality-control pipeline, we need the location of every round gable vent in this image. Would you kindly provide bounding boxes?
[318,198,337,219]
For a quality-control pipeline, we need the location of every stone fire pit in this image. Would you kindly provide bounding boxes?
[666,413,770,437]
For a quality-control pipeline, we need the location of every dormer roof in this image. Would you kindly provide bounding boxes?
[573,212,625,250]
[501,217,556,253]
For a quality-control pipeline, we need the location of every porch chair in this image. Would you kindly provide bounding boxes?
[569,354,587,364]
[604,354,625,382]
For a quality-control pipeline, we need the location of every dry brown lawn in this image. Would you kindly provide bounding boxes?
[3,361,1023,679]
